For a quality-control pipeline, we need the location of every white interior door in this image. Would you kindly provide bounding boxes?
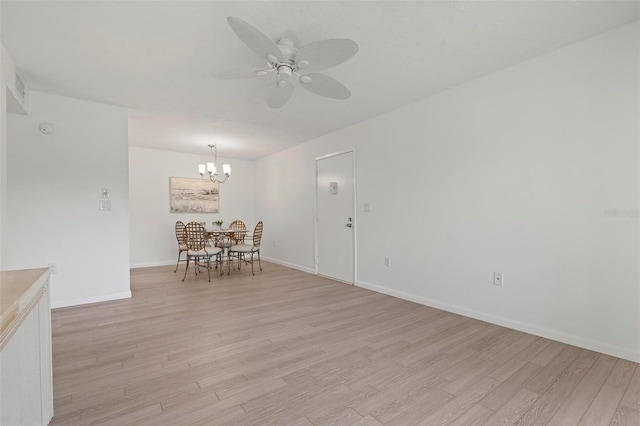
[316,151,354,283]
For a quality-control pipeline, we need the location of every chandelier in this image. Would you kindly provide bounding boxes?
[198,144,231,184]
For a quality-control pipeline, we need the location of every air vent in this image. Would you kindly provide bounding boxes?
[7,69,29,115]
[14,73,25,101]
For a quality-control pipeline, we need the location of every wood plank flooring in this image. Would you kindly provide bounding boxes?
[49,262,639,425]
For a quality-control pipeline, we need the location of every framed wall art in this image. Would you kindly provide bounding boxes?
[169,177,219,213]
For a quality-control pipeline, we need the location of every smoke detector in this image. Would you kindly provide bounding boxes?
[39,123,54,134]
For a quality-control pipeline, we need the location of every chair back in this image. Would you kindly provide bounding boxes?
[229,219,247,244]
[185,222,207,251]
[175,221,186,244]
[252,221,263,248]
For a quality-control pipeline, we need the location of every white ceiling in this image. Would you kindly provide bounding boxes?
[2,1,638,160]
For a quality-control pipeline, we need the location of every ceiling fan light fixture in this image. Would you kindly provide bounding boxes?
[277,65,292,78]
[267,54,279,65]
[297,60,310,69]
[300,75,313,84]
[254,69,268,76]
[277,64,293,88]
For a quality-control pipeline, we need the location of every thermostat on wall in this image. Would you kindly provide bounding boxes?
[329,182,338,194]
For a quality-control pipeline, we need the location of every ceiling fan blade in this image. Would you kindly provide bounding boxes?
[227,16,282,63]
[299,73,351,100]
[265,82,294,108]
[295,39,358,72]
[207,67,271,80]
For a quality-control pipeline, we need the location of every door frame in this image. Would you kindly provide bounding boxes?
[314,149,357,284]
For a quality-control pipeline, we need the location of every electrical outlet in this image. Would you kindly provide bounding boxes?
[384,256,391,267]
[493,272,504,286]
[48,263,57,274]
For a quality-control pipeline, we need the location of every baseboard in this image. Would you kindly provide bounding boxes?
[355,279,640,363]
[261,256,316,275]
[131,257,316,275]
[130,260,175,268]
[131,258,316,275]
[51,291,132,309]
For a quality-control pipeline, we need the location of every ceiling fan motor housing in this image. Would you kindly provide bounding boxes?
[276,38,297,62]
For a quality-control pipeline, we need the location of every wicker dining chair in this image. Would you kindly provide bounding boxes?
[182,222,223,282]
[228,221,263,275]
[228,219,247,245]
[174,221,188,273]
[214,219,246,251]
[223,219,242,265]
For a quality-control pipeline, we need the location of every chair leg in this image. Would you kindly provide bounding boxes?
[257,250,262,271]
[228,252,233,273]
[174,250,183,273]
[207,256,211,282]
[250,252,255,275]
[182,256,190,282]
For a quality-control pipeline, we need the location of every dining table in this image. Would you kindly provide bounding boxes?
[205,227,248,262]
[205,227,248,274]
[205,227,248,240]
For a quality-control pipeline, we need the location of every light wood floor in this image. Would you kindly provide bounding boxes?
[50,262,639,425]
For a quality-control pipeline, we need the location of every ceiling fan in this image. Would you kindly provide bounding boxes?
[212,17,359,109]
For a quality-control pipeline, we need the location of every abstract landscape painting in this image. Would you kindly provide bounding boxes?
[170,177,219,213]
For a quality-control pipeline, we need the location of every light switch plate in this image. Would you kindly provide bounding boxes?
[99,200,112,211]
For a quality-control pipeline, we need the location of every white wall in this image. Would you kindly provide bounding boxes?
[255,22,640,362]
[0,43,6,269]
[129,146,256,267]
[1,44,30,269]
[6,91,131,307]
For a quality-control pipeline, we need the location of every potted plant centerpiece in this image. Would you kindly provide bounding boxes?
[213,219,224,230]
